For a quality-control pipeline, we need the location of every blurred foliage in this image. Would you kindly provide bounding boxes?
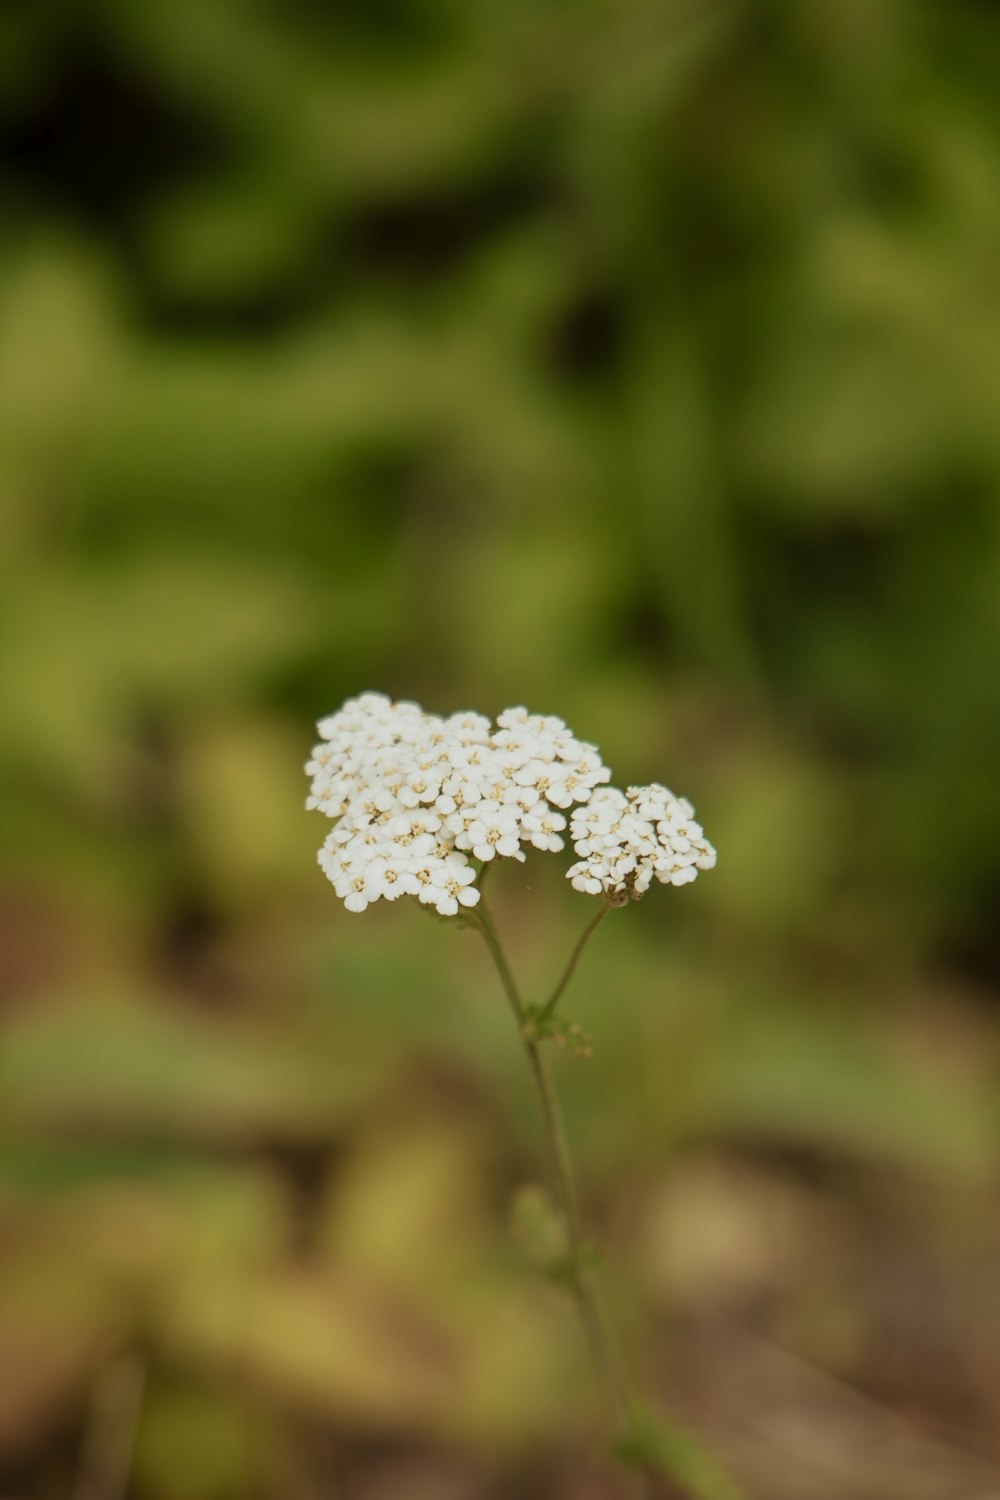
[1,1,1000,1497]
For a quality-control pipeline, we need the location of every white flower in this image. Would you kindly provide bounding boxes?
[465,801,523,862]
[388,809,442,848]
[566,862,606,896]
[426,855,481,916]
[521,806,567,852]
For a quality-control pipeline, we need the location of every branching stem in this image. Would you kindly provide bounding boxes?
[472,896,644,1491]
[540,902,611,1021]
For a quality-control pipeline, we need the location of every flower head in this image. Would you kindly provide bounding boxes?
[308,696,713,913]
[306,693,612,914]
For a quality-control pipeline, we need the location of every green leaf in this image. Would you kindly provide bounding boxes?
[508,1184,566,1273]
[616,1409,746,1500]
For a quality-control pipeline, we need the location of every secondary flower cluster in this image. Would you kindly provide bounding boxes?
[306,693,716,914]
[566,785,717,901]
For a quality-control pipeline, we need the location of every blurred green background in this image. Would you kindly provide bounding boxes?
[2,2,999,1497]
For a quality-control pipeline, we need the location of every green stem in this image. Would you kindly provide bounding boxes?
[539,902,611,1021]
[472,893,522,1029]
[472,896,637,1454]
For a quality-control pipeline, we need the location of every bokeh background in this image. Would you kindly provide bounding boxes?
[2,2,999,1497]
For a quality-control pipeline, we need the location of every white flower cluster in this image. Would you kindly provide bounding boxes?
[566,784,717,901]
[306,692,612,915]
[306,693,716,914]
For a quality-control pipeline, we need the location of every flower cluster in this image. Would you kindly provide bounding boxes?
[566,784,717,901]
[306,693,716,914]
[306,693,612,915]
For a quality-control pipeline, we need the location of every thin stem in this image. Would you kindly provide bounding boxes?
[473,894,524,1027]
[539,902,611,1021]
[74,1354,145,1500]
[472,896,636,1445]
[527,1042,633,1431]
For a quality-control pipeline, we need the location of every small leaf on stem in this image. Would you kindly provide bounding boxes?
[522,1007,593,1059]
[509,1184,567,1271]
